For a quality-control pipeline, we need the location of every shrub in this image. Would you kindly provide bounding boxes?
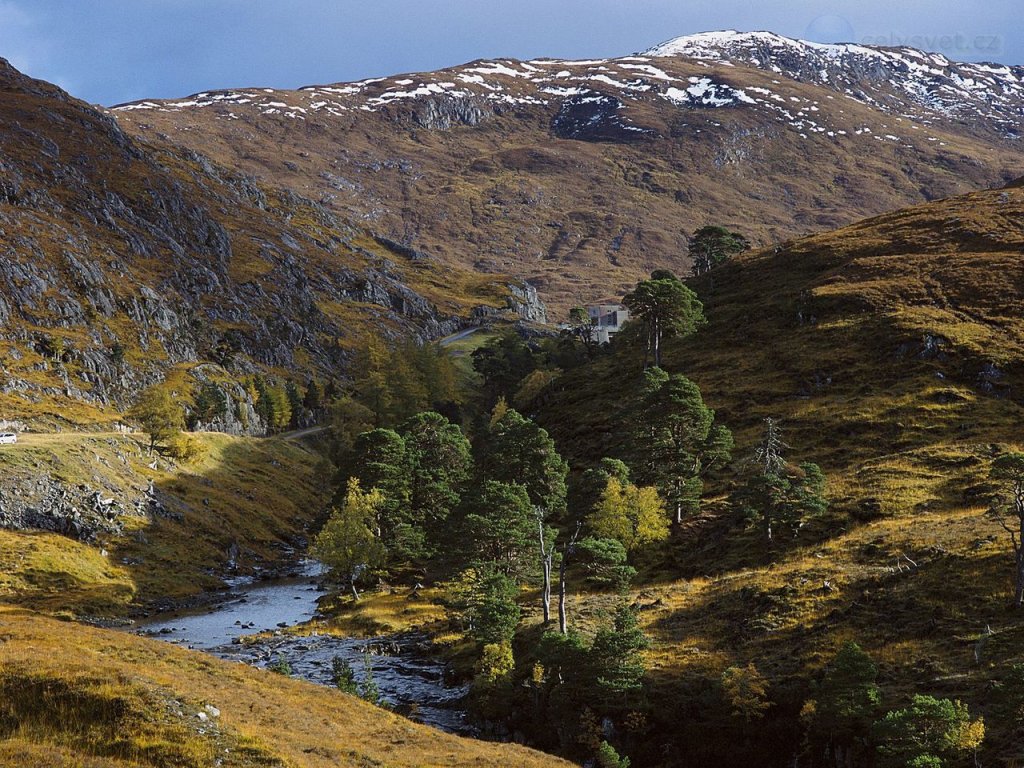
[596,740,631,768]
[268,658,292,676]
[166,433,205,463]
[331,655,358,695]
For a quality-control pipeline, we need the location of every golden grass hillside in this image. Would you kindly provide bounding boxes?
[542,182,1024,487]
[528,182,1024,764]
[0,606,571,768]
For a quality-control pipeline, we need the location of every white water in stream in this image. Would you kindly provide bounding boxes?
[135,561,472,734]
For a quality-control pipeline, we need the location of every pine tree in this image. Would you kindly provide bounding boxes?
[479,408,568,519]
[689,225,750,278]
[631,370,732,524]
[399,412,473,556]
[303,379,323,412]
[472,330,537,405]
[873,695,984,768]
[804,641,881,767]
[285,380,303,428]
[622,272,705,368]
[576,537,636,592]
[471,572,522,645]
[461,480,536,579]
[349,429,410,547]
[988,452,1024,606]
[736,419,827,544]
[590,604,649,707]
[595,741,631,768]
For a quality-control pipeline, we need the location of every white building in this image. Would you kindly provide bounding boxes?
[587,303,630,344]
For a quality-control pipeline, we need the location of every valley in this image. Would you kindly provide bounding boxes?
[1,23,1024,768]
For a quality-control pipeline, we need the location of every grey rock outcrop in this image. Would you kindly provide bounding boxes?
[0,473,144,542]
[412,95,492,130]
[507,283,548,324]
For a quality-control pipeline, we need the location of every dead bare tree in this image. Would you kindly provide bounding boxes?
[557,521,583,634]
[989,452,1024,607]
[538,509,554,625]
[754,417,787,476]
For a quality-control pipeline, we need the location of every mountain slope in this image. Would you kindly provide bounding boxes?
[541,180,1024,485]
[529,180,1024,765]
[111,32,1024,315]
[0,606,570,768]
[0,57,525,428]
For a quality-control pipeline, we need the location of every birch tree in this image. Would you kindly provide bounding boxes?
[313,480,387,600]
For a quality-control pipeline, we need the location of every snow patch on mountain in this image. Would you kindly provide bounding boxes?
[111,30,1024,145]
[664,77,756,107]
[643,30,1024,137]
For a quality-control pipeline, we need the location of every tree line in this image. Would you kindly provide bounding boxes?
[307,264,840,765]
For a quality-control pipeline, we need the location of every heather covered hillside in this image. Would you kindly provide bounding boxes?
[112,32,1024,314]
[526,181,1024,765]
[0,56,529,430]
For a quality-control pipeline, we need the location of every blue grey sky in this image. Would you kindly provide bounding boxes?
[0,1,1019,106]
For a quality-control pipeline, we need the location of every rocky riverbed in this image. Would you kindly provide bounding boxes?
[135,561,472,734]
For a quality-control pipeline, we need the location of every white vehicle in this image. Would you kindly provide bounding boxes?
[0,432,18,445]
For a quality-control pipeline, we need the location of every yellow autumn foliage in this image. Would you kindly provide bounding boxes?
[588,477,670,552]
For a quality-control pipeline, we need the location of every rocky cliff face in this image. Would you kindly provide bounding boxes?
[0,58,521,428]
[507,283,548,324]
[111,33,1024,316]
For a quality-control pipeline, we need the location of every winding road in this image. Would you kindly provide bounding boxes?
[437,326,481,347]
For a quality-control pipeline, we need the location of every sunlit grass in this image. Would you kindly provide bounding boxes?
[0,607,570,768]
[312,587,449,637]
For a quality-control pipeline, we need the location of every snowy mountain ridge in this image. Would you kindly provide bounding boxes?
[644,30,1024,137]
[114,30,1024,144]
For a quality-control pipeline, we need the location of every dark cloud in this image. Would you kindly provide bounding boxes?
[0,0,1018,105]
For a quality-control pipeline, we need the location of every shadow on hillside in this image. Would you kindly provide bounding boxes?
[21,578,136,617]
[113,434,330,613]
[647,543,1024,681]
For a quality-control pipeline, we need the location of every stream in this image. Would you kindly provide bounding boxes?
[135,561,473,734]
